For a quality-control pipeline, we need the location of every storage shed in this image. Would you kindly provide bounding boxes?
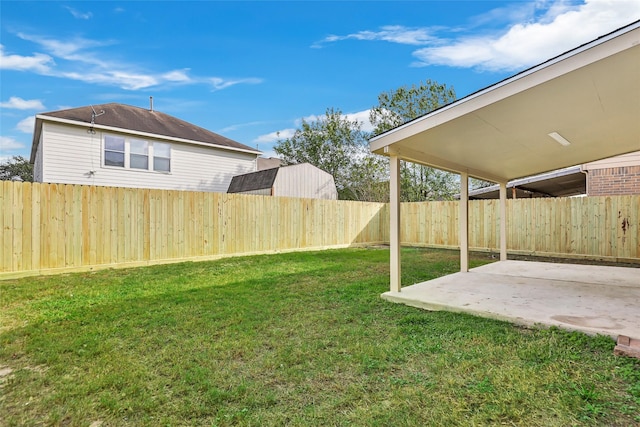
[227,163,338,200]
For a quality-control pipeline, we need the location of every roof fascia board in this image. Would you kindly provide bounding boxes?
[384,145,506,184]
[507,166,582,186]
[36,114,262,155]
[30,117,44,163]
[370,22,640,152]
[468,165,584,196]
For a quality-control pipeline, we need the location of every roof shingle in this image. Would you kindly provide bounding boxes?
[35,102,256,152]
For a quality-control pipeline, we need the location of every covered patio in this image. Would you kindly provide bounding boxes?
[369,21,640,341]
[382,260,640,339]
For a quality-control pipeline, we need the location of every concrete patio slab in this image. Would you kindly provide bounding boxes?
[382,260,640,339]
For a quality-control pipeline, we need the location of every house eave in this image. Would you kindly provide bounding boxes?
[30,114,262,164]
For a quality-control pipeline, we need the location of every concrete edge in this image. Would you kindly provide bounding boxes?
[380,291,621,339]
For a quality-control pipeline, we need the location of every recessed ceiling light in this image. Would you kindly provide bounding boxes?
[548,132,571,146]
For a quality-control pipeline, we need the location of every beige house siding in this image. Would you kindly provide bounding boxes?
[583,151,640,170]
[36,122,257,193]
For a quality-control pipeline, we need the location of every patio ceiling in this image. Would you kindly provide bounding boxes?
[370,21,640,184]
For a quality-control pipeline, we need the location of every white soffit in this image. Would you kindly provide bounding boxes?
[370,21,640,183]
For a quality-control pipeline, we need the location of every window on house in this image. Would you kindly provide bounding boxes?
[153,142,171,172]
[130,139,149,170]
[104,136,125,167]
[103,135,171,173]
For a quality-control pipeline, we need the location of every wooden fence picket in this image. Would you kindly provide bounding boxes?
[0,181,638,278]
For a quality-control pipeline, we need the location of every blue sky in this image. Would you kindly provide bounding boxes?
[1,0,639,162]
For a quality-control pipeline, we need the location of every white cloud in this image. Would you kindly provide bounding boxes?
[0,136,25,151]
[210,77,263,91]
[163,69,192,83]
[313,25,436,48]
[60,70,159,90]
[7,33,264,92]
[294,114,319,126]
[413,0,640,71]
[219,121,268,133]
[254,128,296,144]
[0,44,53,73]
[64,6,93,20]
[16,33,115,66]
[0,154,14,164]
[345,110,374,133]
[295,110,373,132]
[0,97,45,110]
[16,116,36,133]
[254,109,373,145]
[313,0,640,72]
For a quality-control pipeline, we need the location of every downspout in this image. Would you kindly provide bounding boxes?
[580,165,589,196]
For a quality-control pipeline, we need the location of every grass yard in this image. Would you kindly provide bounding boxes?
[1,247,639,426]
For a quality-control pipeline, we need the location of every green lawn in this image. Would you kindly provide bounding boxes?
[1,248,638,426]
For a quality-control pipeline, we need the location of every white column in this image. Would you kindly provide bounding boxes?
[460,172,469,272]
[499,182,508,261]
[390,155,401,292]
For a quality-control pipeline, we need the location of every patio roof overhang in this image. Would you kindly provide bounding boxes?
[372,20,640,294]
[369,20,640,184]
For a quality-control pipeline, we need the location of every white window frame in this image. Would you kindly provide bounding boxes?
[102,134,171,173]
[152,142,171,172]
[130,139,150,170]
[104,135,126,168]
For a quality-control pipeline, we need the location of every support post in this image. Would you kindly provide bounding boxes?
[499,182,508,261]
[460,172,469,272]
[389,155,401,292]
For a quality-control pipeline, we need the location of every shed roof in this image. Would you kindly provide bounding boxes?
[370,20,640,183]
[31,103,260,163]
[227,167,279,193]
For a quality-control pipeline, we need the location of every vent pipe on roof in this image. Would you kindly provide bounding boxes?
[149,96,154,112]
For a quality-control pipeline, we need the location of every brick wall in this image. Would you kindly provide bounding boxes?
[587,166,640,196]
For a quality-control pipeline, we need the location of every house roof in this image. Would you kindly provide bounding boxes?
[463,166,585,200]
[31,103,260,162]
[257,157,283,171]
[227,167,279,193]
[369,20,640,184]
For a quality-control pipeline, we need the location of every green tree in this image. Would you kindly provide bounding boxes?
[0,156,33,182]
[370,80,458,201]
[346,154,389,202]
[400,162,458,202]
[370,79,456,136]
[274,108,387,201]
[470,177,494,190]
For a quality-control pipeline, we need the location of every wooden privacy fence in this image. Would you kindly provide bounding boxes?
[1,181,638,278]
[400,197,639,261]
[0,181,387,278]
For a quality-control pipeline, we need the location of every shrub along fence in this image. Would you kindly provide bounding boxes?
[1,181,638,278]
